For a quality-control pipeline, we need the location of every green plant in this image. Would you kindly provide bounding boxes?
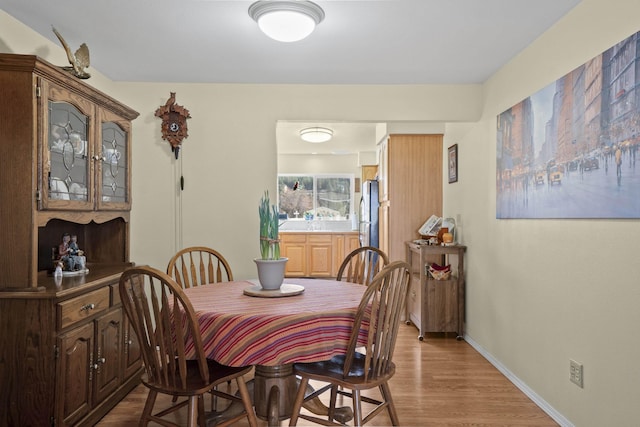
[258,190,280,260]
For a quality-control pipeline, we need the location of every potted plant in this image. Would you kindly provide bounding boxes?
[255,190,288,290]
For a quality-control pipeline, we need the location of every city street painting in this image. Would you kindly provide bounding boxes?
[496,30,640,219]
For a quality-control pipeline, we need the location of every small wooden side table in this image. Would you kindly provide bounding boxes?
[405,241,466,340]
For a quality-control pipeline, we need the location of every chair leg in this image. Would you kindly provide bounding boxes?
[140,389,157,427]
[210,380,232,411]
[198,395,206,427]
[352,389,363,427]
[328,385,338,421]
[380,382,400,426]
[288,377,309,426]
[187,396,199,427]
[236,376,258,427]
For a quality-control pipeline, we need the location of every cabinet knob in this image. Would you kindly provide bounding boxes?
[93,358,106,370]
[80,303,95,311]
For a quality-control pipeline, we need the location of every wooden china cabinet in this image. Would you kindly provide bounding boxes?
[0,54,142,426]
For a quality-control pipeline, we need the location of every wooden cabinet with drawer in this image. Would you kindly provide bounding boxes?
[281,233,329,277]
[280,232,360,277]
[1,266,142,427]
[0,54,140,427]
[58,287,111,329]
[405,241,466,341]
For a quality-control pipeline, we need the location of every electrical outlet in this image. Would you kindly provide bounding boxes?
[570,359,583,388]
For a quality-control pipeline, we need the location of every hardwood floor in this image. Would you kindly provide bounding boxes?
[97,324,558,426]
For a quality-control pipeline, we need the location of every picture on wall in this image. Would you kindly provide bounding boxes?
[448,144,458,183]
[496,30,640,219]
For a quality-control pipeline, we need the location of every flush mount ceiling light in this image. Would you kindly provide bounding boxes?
[248,1,325,42]
[300,126,333,143]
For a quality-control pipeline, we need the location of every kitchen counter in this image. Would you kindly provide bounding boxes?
[279,230,358,234]
[279,219,356,233]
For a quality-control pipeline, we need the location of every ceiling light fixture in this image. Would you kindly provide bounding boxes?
[300,127,333,143]
[248,1,325,43]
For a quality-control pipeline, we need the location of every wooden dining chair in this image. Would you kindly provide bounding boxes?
[167,246,233,289]
[336,246,389,285]
[119,266,257,427]
[289,260,411,427]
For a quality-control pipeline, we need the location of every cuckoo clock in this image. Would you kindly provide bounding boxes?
[155,92,191,159]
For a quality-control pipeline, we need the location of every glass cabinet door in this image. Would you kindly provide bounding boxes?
[45,100,92,209]
[99,121,129,208]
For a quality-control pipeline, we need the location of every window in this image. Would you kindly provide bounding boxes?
[278,174,354,219]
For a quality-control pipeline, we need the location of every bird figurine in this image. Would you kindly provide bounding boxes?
[52,26,91,79]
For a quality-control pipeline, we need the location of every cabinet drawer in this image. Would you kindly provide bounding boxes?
[111,283,121,306]
[280,234,307,243]
[308,234,332,243]
[58,287,110,329]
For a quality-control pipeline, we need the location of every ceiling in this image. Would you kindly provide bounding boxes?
[277,121,379,155]
[0,0,581,155]
[1,0,580,85]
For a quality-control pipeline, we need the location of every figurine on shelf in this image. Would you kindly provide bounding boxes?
[58,233,86,271]
[69,234,86,270]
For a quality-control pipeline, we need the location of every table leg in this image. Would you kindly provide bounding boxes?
[254,365,297,425]
[253,364,353,426]
[207,364,353,426]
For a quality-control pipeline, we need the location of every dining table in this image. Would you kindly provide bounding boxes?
[181,277,368,426]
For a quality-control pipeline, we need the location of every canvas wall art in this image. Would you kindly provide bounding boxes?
[496,30,640,219]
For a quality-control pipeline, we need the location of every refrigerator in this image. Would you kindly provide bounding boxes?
[359,179,380,248]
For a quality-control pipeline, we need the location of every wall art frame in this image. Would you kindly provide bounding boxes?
[496,30,640,219]
[448,144,458,183]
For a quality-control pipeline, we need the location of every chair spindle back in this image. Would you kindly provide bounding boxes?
[167,246,233,289]
[342,260,410,381]
[119,266,210,391]
[336,246,389,286]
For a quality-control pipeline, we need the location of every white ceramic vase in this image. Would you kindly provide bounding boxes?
[254,258,288,290]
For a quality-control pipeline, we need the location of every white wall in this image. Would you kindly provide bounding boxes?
[445,0,640,425]
[2,1,638,424]
[278,153,360,175]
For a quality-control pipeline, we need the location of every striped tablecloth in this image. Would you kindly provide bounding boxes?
[182,278,367,367]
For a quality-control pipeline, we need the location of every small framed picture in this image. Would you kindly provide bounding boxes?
[448,144,458,183]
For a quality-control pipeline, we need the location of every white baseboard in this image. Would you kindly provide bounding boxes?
[463,334,574,427]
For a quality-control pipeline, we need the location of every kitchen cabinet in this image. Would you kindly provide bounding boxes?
[307,234,333,276]
[280,233,307,276]
[361,164,378,182]
[405,241,466,341]
[0,54,141,427]
[280,232,359,277]
[378,134,443,261]
[331,234,359,275]
[348,234,361,253]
